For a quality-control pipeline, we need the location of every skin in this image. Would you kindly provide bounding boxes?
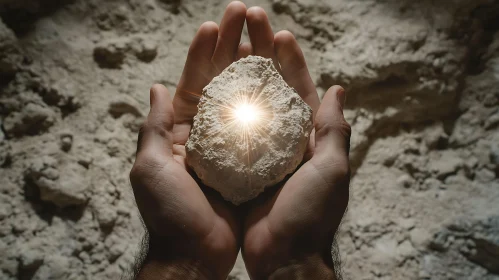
[129,2,351,279]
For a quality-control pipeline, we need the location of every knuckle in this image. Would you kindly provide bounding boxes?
[149,120,169,138]
[140,119,170,140]
[332,160,351,181]
[276,29,294,40]
[337,119,352,140]
[312,156,350,185]
[316,118,352,141]
[137,149,162,167]
[130,150,165,185]
[339,120,352,155]
[130,155,151,180]
[129,163,145,186]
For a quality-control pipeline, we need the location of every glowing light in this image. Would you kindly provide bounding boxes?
[207,89,275,156]
[202,87,279,168]
[233,103,259,124]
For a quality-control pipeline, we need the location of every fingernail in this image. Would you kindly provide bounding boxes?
[337,87,346,109]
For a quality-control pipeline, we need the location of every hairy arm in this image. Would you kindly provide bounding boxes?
[122,230,211,280]
[268,239,343,280]
[121,230,149,280]
[123,231,343,280]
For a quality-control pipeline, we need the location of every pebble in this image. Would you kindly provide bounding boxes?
[421,178,441,191]
[135,38,158,62]
[397,174,415,188]
[429,231,450,252]
[475,168,496,183]
[60,132,73,152]
[430,151,463,180]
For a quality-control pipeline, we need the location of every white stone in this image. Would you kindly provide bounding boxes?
[186,56,313,205]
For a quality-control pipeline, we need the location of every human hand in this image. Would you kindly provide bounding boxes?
[129,2,248,279]
[240,7,351,280]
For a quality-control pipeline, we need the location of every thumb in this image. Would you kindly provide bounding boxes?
[136,84,175,157]
[313,85,351,162]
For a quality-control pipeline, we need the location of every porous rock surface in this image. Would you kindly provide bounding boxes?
[186,56,313,205]
[0,18,21,81]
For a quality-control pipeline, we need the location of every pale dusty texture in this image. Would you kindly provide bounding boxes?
[0,18,21,80]
[186,56,313,205]
[0,0,499,279]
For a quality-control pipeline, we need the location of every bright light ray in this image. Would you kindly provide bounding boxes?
[202,87,290,182]
[234,103,259,124]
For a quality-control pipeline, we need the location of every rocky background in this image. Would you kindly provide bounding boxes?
[0,0,498,279]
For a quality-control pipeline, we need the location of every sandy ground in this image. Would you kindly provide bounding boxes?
[0,0,498,279]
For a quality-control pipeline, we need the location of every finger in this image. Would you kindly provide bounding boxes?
[246,7,280,70]
[313,86,350,162]
[173,21,218,137]
[137,84,174,157]
[274,30,320,113]
[211,1,247,72]
[236,42,253,60]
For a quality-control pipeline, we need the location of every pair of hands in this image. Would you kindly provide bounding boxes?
[129,2,351,279]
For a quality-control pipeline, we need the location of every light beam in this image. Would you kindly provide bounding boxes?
[233,103,260,125]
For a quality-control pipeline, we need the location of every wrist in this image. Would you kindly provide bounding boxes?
[244,231,341,279]
[136,257,212,280]
[268,255,337,280]
[134,235,215,280]
[135,233,236,280]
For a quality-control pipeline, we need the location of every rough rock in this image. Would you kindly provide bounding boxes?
[490,144,499,166]
[104,233,127,261]
[31,254,69,280]
[0,194,12,219]
[25,156,89,207]
[0,18,21,81]
[421,178,441,191]
[429,151,463,180]
[94,36,158,69]
[429,230,452,252]
[19,248,44,273]
[423,122,448,149]
[157,0,181,14]
[2,103,55,137]
[464,217,499,274]
[429,216,499,274]
[91,197,117,228]
[450,108,485,146]
[0,142,9,167]
[59,131,73,152]
[93,38,129,69]
[0,120,4,141]
[474,168,496,183]
[186,56,313,205]
[132,37,158,62]
[485,110,499,129]
[36,79,81,112]
[396,174,414,188]
[108,94,142,118]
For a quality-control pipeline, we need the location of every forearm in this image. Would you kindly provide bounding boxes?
[128,232,213,280]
